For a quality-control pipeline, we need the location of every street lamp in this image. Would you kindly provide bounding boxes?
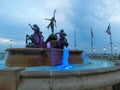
[10,40,12,48]
[114,46,117,55]
[93,48,96,55]
[103,47,106,55]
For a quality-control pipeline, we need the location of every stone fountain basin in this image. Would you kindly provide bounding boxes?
[18,64,120,90]
[5,48,83,67]
[2,47,120,90]
[0,60,120,90]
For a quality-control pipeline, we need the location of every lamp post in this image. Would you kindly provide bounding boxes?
[114,46,117,56]
[103,47,106,55]
[93,48,96,55]
[10,40,12,48]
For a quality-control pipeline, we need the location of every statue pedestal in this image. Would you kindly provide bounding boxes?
[46,34,58,48]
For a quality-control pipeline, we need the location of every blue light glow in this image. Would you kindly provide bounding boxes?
[81,52,91,64]
[56,46,72,70]
[0,59,115,71]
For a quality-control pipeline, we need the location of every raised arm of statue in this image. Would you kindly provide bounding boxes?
[28,23,34,31]
[53,9,56,18]
[45,18,51,21]
[53,9,57,27]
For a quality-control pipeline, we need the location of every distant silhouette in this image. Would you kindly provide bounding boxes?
[45,9,56,34]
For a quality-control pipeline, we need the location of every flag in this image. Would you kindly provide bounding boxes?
[91,28,94,38]
[106,24,111,35]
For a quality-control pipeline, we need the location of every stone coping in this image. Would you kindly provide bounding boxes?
[0,67,25,72]
[6,48,59,51]
[20,65,120,78]
[6,48,83,52]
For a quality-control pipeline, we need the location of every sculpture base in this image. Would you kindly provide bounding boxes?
[5,48,83,67]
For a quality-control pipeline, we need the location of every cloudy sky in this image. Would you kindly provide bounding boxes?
[0,0,120,54]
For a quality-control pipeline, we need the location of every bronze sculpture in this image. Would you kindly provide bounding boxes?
[45,9,56,34]
[26,24,45,48]
[25,10,68,49]
[56,29,68,48]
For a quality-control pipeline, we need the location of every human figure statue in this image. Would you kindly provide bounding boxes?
[45,9,56,34]
[27,23,44,47]
[57,29,66,39]
[56,29,68,48]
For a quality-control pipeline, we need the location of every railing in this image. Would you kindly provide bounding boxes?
[87,53,120,60]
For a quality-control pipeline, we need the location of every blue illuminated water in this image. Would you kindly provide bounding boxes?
[57,46,72,70]
[25,59,115,71]
[0,59,115,71]
[0,60,5,69]
[62,46,69,66]
[82,52,90,64]
[0,50,115,71]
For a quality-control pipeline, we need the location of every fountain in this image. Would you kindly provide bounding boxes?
[0,10,120,90]
[57,46,72,70]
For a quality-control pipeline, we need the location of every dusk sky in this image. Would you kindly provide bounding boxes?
[0,0,120,54]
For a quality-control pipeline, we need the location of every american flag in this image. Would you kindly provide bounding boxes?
[106,24,111,35]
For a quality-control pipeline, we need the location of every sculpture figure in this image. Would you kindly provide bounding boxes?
[45,9,56,34]
[26,24,45,48]
[56,29,68,49]
[25,10,68,49]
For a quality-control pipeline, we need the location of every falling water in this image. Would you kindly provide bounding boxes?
[62,46,69,66]
[81,52,91,64]
[57,46,72,70]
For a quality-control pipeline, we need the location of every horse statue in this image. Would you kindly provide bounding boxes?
[26,24,46,48]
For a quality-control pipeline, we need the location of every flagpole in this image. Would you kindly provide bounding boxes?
[110,31,113,58]
[91,36,93,54]
[91,27,94,55]
[106,23,113,59]
[74,28,76,49]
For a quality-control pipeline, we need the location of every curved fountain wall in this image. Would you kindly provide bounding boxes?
[5,48,83,67]
[17,66,120,90]
[0,64,119,90]
[2,48,120,90]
